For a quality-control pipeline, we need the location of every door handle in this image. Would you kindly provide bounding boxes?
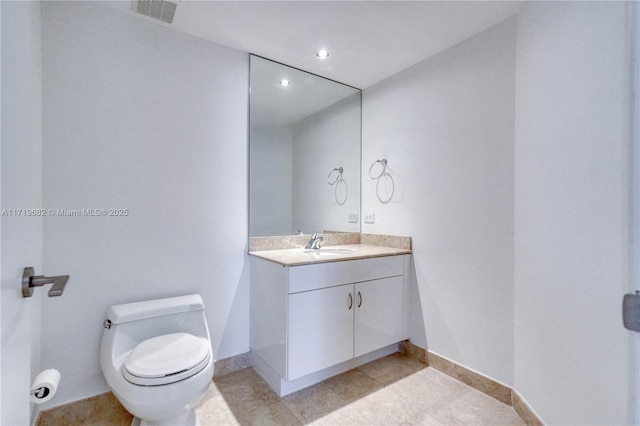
[623,291,640,332]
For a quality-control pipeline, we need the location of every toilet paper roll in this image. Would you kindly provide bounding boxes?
[30,369,61,404]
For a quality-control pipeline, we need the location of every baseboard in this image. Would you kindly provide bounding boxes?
[424,349,512,405]
[512,389,544,426]
[214,351,252,377]
[399,340,544,426]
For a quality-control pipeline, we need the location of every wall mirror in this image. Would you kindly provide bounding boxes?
[249,55,362,237]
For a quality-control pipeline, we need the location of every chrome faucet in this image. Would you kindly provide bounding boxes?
[305,232,323,250]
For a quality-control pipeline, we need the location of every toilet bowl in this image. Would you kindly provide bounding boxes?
[100,294,214,426]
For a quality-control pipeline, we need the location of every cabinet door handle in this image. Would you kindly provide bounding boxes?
[357,291,362,308]
[348,293,353,310]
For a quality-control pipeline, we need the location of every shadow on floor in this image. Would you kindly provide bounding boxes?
[201,352,524,426]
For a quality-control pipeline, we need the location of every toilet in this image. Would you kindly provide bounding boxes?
[100,294,214,426]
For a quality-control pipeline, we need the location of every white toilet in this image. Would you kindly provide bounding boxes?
[100,294,214,426]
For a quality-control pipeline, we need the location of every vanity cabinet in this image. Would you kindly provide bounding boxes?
[353,276,404,358]
[288,284,354,379]
[288,275,404,380]
[250,253,409,395]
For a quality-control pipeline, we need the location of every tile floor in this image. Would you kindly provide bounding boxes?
[38,353,524,425]
[197,353,525,425]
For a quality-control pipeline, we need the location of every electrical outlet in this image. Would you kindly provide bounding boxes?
[364,213,375,224]
[348,213,359,223]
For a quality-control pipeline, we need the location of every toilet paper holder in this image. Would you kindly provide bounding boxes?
[22,267,69,298]
[30,368,61,404]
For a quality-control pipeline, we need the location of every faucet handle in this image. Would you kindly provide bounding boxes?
[305,232,323,250]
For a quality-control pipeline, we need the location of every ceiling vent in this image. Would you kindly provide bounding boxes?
[132,0,177,24]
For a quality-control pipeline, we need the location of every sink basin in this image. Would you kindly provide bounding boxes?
[281,247,359,259]
[304,248,357,255]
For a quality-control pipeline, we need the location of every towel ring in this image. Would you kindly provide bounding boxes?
[369,159,388,179]
[328,167,343,185]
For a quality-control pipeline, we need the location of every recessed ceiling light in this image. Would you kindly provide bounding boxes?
[316,49,330,59]
[280,79,291,86]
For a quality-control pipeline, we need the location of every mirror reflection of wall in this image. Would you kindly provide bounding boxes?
[249,55,361,237]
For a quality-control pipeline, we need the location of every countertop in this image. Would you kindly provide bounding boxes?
[248,244,412,266]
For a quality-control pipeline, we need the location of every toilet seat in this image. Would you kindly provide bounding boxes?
[123,333,210,386]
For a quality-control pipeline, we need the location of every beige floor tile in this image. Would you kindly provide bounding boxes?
[358,353,428,385]
[213,368,280,410]
[347,386,424,425]
[223,398,301,426]
[419,366,469,391]
[198,410,231,426]
[386,368,466,415]
[197,381,230,418]
[282,381,344,424]
[430,387,525,426]
[323,368,384,402]
[311,402,373,425]
[37,392,133,426]
[404,410,445,426]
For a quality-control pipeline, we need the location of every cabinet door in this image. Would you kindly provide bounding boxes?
[354,276,404,358]
[288,285,354,380]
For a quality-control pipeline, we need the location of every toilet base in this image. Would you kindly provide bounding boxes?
[132,408,197,426]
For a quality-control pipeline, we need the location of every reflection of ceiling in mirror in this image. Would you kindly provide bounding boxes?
[250,56,360,127]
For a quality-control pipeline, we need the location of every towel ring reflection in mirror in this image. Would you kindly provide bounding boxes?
[328,167,343,185]
[328,167,348,205]
[369,159,394,204]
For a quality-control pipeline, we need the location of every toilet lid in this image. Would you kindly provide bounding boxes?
[123,333,210,386]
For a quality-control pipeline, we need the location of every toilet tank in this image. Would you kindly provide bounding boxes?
[107,294,205,324]
[102,294,211,361]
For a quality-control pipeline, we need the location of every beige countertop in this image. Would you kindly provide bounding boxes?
[248,244,411,266]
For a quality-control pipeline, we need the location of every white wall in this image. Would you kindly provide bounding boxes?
[1,1,43,424]
[40,2,249,407]
[514,2,632,424]
[362,19,516,385]
[250,125,293,236]
[293,94,361,235]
